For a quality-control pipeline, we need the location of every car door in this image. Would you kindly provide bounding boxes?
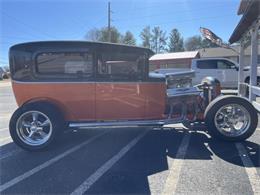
[95,52,146,120]
[32,50,96,121]
[216,59,238,88]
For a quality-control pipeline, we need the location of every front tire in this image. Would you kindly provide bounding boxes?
[9,103,64,151]
[204,96,258,141]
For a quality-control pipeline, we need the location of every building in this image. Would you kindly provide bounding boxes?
[228,0,259,108]
[149,45,259,72]
[149,51,200,71]
[199,45,260,66]
[199,47,239,62]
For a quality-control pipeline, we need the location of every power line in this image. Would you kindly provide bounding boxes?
[0,35,36,39]
[64,15,107,39]
[0,9,58,39]
[116,14,235,29]
[63,15,107,39]
[114,4,232,22]
[117,1,235,14]
[121,1,198,12]
[0,41,16,45]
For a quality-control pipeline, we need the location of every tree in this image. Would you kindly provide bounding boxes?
[184,35,203,51]
[168,28,184,52]
[201,38,218,48]
[140,26,152,49]
[85,26,121,43]
[151,26,167,53]
[184,35,220,51]
[100,27,121,43]
[85,28,101,41]
[122,31,136,45]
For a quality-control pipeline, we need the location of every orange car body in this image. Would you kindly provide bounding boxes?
[12,82,166,121]
[10,41,167,122]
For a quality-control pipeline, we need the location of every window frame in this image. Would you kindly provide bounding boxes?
[197,60,218,69]
[32,48,150,83]
[33,48,95,81]
[94,51,148,82]
[216,59,236,69]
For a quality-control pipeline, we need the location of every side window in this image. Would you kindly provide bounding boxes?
[217,60,235,69]
[197,60,217,69]
[36,52,93,79]
[11,51,32,81]
[96,52,145,81]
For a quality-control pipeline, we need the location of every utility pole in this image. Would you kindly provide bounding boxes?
[108,2,111,42]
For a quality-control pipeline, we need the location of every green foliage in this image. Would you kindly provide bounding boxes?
[201,38,218,48]
[151,26,167,53]
[85,26,219,52]
[140,26,152,49]
[168,28,184,52]
[85,28,101,41]
[99,27,121,43]
[184,35,202,51]
[85,26,121,43]
[185,35,219,51]
[122,31,136,45]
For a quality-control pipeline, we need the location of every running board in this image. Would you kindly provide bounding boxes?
[68,119,183,128]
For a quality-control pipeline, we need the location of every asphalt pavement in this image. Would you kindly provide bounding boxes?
[0,80,259,195]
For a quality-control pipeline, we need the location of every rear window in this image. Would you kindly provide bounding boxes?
[197,60,217,69]
[36,52,93,78]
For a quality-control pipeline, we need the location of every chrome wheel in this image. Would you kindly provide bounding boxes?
[214,104,251,137]
[16,111,53,146]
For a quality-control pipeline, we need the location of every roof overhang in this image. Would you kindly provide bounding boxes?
[237,0,250,15]
[149,51,199,61]
[229,0,260,44]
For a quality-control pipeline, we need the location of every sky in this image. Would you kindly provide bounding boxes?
[0,0,241,67]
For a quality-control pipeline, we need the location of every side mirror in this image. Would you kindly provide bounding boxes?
[231,65,239,71]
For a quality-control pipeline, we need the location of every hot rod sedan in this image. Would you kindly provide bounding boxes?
[8,41,258,151]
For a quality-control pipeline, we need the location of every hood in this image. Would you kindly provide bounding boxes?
[149,70,195,79]
[243,66,260,71]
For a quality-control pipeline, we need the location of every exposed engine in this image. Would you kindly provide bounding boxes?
[165,71,221,122]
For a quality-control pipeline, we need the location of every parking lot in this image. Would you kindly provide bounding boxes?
[0,80,259,195]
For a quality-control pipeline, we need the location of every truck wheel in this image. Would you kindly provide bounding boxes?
[204,96,258,141]
[9,103,64,151]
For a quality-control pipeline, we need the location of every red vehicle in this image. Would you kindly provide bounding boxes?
[9,41,258,151]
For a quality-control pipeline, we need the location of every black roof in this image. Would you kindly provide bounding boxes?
[229,0,260,44]
[10,41,154,55]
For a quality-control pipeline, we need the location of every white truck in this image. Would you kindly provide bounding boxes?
[149,58,260,88]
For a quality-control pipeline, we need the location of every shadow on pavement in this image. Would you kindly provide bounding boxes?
[87,129,260,194]
[0,128,259,194]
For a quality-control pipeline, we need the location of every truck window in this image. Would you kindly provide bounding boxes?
[36,52,93,79]
[217,60,235,69]
[96,52,145,81]
[197,60,217,69]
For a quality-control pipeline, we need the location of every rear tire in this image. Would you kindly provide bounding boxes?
[9,102,65,151]
[204,95,257,141]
